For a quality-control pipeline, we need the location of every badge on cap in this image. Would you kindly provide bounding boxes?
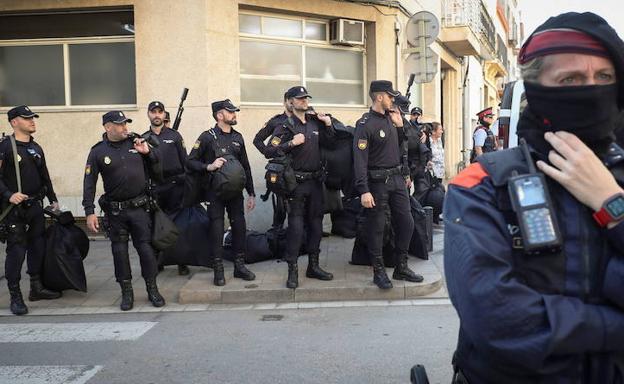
[85,164,91,175]
[300,87,304,92]
[104,156,111,165]
[358,139,368,150]
[379,130,386,138]
[119,112,123,117]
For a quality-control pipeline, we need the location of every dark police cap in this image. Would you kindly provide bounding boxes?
[211,99,240,114]
[7,105,39,121]
[369,80,400,97]
[148,101,165,111]
[285,86,311,99]
[102,111,132,125]
[411,107,423,116]
[524,12,624,107]
[394,94,411,114]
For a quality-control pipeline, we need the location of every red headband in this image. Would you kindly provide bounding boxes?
[518,29,610,64]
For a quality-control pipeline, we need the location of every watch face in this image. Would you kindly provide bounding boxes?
[606,195,624,220]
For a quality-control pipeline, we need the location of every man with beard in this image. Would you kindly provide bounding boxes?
[1,106,62,315]
[253,92,292,230]
[187,99,256,286]
[142,101,189,276]
[469,107,496,162]
[262,86,335,289]
[444,12,624,383]
[353,81,423,290]
[83,111,165,311]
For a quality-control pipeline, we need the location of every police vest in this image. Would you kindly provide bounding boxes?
[470,126,495,163]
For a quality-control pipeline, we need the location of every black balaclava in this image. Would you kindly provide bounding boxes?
[517,12,624,156]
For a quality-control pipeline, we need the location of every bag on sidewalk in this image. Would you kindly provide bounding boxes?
[42,215,89,292]
[409,196,429,260]
[151,202,180,251]
[351,208,396,267]
[331,196,362,239]
[159,205,213,267]
[223,230,274,264]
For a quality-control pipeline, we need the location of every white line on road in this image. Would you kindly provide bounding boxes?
[0,365,102,384]
[0,322,156,343]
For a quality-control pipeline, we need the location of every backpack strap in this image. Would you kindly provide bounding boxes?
[0,135,23,222]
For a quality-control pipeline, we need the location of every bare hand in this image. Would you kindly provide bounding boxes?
[361,192,375,208]
[246,196,256,212]
[427,161,433,170]
[49,201,60,211]
[134,138,150,154]
[536,131,623,212]
[207,157,227,171]
[9,192,28,205]
[405,177,413,189]
[389,109,403,127]
[291,133,305,146]
[86,214,100,233]
[317,113,332,126]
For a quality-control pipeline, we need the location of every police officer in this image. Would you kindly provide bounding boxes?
[1,106,61,315]
[253,92,292,229]
[409,107,423,126]
[470,107,496,162]
[142,101,189,276]
[353,81,423,289]
[83,111,165,311]
[262,86,335,288]
[186,99,256,286]
[445,12,624,383]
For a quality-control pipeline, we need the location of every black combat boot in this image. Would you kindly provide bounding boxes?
[28,275,62,301]
[306,253,333,281]
[392,255,424,283]
[177,265,190,276]
[233,254,256,281]
[145,278,165,307]
[8,283,28,315]
[372,256,393,289]
[119,280,134,311]
[213,256,226,286]
[286,262,298,289]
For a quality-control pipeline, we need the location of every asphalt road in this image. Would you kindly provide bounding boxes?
[0,302,459,384]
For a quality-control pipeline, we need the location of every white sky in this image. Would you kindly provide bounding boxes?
[518,0,624,42]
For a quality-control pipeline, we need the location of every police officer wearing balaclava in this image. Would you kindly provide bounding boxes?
[444,12,624,383]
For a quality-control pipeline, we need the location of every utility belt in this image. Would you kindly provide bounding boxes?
[99,194,150,215]
[368,165,402,182]
[294,169,324,182]
[162,173,185,184]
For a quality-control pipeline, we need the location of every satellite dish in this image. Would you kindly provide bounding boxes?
[405,48,439,83]
[406,11,440,47]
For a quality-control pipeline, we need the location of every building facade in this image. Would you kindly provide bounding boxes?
[0,0,518,229]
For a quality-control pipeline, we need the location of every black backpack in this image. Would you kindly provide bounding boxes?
[208,129,246,200]
[264,118,298,196]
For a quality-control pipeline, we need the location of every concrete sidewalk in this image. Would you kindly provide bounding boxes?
[0,228,445,316]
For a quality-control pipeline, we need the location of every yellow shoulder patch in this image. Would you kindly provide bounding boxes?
[357,139,367,150]
[85,164,91,175]
[193,140,201,149]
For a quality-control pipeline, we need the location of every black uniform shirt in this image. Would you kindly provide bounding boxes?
[82,134,159,215]
[142,127,187,179]
[187,125,255,196]
[264,115,335,172]
[0,135,57,203]
[353,109,407,195]
[253,112,289,159]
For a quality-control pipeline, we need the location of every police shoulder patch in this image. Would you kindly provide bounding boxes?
[357,139,367,150]
[449,162,489,189]
[271,136,282,146]
[85,164,91,175]
[193,140,201,149]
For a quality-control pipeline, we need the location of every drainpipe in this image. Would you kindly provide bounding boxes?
[462,56,471,166]
[395,18,401,89]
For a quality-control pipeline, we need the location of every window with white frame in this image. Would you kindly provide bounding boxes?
[0,9,136,108]
[239,12,365,105]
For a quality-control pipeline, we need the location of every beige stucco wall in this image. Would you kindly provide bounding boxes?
[1,0,462,227]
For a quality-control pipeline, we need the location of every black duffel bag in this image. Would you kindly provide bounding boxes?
[266,226,308,260]
[42,212,89,292]
[159,205,213,267]
[414,170,445,222]
[223,230,274,264]
[351,208,396,267]
[331,196,362,238]
[151,201,180,251]
[409,196,429,260]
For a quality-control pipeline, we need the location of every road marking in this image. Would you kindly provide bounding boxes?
[0,365,102,384]
[0,322,156,343]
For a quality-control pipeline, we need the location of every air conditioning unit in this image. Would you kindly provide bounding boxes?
[330,19,365,46]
